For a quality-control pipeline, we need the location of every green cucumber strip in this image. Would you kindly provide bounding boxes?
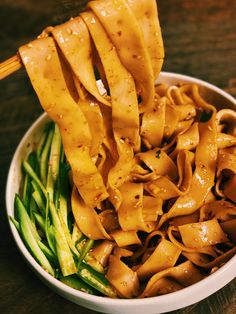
[34,212,45,233]
[22,172,31,210]
[48,225,57,255]
[83,254,104,274]
[37,240,57,265]
[58,211,80,258]
[27,151,39,181]
[75,235,104,273]
[29,195,38,224]
[78,239,94,268]
[72,224,83,245]
[15,194,41,242]
[23,160,47,196]
[58,194,68,228]
[45,194,56,255]
[31,179,46,202]
[76,237,105,273]
[47,124,61,202]
[32,190,45,215]
[56,161,71,227]
[77,262,117,298]
[54,228,77,277]
[71,224,104,273]
[17,155,34,218]
[36,130,47,162]
[49,124,61,182]
[75,235,87,253]
[15,195,54,276]
[50,202,77,276]
[40,129,54,186]
[60,275,95,295]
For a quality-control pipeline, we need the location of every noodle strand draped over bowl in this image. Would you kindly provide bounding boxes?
[17,0,236,299]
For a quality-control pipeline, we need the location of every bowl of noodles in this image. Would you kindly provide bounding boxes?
[6,71,236,314]
[4,0,236,313]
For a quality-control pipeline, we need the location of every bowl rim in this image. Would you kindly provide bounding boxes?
[5,71,236,313]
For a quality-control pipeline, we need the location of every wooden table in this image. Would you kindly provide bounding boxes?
[0,1,235,313]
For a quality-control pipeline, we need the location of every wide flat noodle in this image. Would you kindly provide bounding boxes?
[142,195,163,221]
[78,98,105,158]
[163,102,180,138]
[130,230,166,262]
[167,226,218,256]
[221,219,236,243]
[167,89,196,122]
[216,152,236,177]
[136,148,178,181]
[89,0,156,112]
[136,238,181,279]
[217,133,236,149]
[91,240,115,267]
[158,85,218,227]
[52,16,110,106]
[224,175,236,203]
[126,0,164,79]
[99,105,118,161]
[170,211,199,227]
[183,246,236,270]
[81,11,139,148]
[141,278,183,296]
[144,150,193,200]
[118,182,156,232]
[216,108,236,136]
[19,37,108,208]
[71,186,111,240]
[98,209,120,233]
[81,10,140,208]
[176,150,194,192]
[106,255,139,298]
[145,176,188,200]
[111,230,141,247]
[175,122,199,153]
[178,220,228,248]
[141,96,166,148]
[140,261,205,298]
[199,200,236,222]
[167,85,193,107]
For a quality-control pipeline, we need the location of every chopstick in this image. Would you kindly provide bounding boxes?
[0,54,22,80]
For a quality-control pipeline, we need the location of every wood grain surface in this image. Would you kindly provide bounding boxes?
[0,1,235,313]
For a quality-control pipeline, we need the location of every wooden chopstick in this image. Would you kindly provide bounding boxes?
[0,54,22,80]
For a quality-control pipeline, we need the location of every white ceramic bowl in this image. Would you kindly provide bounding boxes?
[6,72,236,314]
